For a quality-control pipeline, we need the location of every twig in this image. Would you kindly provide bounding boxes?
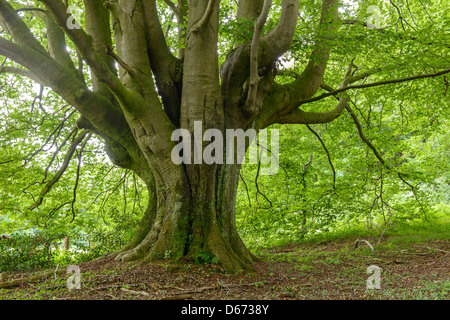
[306,125,336,189]
[54,264,59,280]
[423,246,449,254]
[104,45,132,74]
[120,288,150,297]
[354,239,374,251]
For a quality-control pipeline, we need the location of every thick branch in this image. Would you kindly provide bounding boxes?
[276,97,349,124]
[84,0,118,96]
[237,0,264,20]
[244,0,272,115]
[221,0,299,112]
[38,0,128,101]
[284,0,339,103]
[0,65,42,84]
[0,0,48,54]
[42,11,79,72]
[191,0,218,32]
[141,0,182,126]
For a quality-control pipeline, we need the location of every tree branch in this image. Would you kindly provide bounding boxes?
[276,62,354,125]
[221,0,299,115]
[299,68,450,105]
[162,0,181,19]
[191,0,218,33]
[306,125,336,189]
[0,65,42,84]
[105,44,132,74]
[41,11,79,72]
[141,0,183,126]
[83,0,118,95]
[244,0,272,116]
[38,0,128,99]
[28,129,90,212]
[283,0,339,103]
[0,0,48,54]
[70,132,92,223]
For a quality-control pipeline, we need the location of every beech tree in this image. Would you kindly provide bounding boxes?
[0,0,448,271]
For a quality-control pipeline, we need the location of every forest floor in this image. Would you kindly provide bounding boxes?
[0,235,448,300]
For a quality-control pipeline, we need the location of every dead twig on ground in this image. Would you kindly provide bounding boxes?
[120,288,150,297]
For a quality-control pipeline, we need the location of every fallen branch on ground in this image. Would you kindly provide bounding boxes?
[354,239,375,251]
[0,269,67,289]
[423,246,450,254]
[120,287,150,297]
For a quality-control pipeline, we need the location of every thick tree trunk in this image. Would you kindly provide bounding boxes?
[115,162,255,272]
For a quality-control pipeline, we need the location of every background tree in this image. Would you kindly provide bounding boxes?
[0,0,448,271]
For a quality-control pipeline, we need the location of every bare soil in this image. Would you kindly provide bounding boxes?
[0,237,448,300]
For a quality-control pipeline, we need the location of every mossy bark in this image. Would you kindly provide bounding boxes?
[116,162,255,272]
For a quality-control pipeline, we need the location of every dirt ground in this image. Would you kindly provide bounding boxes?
[0,237,448,300]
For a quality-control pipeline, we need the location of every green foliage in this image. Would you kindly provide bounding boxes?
[0,231,59,272]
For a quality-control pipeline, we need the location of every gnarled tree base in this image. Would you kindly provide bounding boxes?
[115,220,256,272]
[115,164,257,272]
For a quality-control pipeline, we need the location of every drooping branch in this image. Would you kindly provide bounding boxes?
[28,129,90,212]
[70,132,92,223]
[396,172,428,221]
[306,125,336,189]
[345,104,385,166]
[23,110,77,168]
[41,126,78,183]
